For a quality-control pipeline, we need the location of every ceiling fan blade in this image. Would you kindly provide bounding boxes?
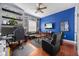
[40,10,44,13]
[40,7,47,9]
[35,10,44,13]
[39,3,42,6]
[38,3,41,8]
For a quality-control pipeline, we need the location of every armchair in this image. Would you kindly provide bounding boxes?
[42,32,62,56]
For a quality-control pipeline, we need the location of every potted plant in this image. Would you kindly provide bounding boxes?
[9,18,18,25]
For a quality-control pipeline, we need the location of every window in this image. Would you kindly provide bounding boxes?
[28,20,37,33]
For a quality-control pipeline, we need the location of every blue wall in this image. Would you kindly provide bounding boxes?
[39,7,75,41]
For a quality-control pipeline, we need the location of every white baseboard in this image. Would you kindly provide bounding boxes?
[63,39,76,44]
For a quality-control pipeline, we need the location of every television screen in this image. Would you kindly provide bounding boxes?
[45,23,52,29]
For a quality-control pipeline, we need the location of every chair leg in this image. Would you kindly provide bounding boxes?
[18,41,24,49]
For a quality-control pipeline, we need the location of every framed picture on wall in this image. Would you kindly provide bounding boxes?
[60,20,69,31]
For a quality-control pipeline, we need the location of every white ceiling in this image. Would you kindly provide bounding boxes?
[14,3,76,18]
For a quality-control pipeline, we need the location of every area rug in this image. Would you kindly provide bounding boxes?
[12,43,35,56]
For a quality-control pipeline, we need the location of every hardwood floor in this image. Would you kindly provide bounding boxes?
[28,40,77,56]
[57,41,78,56]
[12,40,77,56]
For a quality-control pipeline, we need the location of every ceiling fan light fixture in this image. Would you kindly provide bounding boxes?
[35,3,47,13]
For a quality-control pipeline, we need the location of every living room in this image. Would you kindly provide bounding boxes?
[0,3,78,56]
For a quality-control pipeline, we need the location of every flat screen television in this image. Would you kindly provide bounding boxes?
[45,23,53,29]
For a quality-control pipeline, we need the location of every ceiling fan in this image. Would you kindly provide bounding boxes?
[35,3,47,13]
